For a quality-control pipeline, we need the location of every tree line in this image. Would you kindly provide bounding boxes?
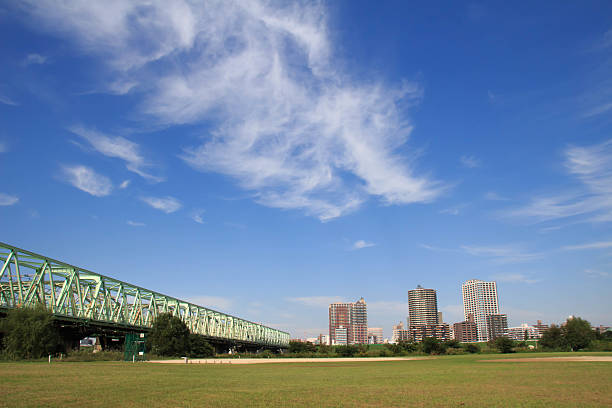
[0,309,609,360]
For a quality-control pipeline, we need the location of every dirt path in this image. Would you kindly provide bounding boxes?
[148,357,429,364]
[482,356,612,363]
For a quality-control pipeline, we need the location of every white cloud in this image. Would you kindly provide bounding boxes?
[484,191,508,201]
[0,142,7,153]
[191,209,205,224]
[562,241,612,251]
[440,203,468,215]
[69,126,163,182]
[490,273,540,284]
[505,139,612,224]
[0,95,18,106]
[61,165,113,197]
[22,0,444,221]
[118,179,130,189]
[0,193,19,206]
[23,53,47,65]
[140,196,182,213]
[460,155,481,168]
[583,102,612,118]
[352,240,376,250]
[126,220,145,227]
[440,207,459,215]
[421,242,541,263]
[584,269,610,278]
[460,244,543,264]
[419,243,458,253]
[287,296,345,308]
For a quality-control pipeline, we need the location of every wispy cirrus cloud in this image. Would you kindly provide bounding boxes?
[0,193,19,206]
[23,53,47,66]
[126,220,145,227]
[352,240,376,250]
[22,0,445,221]
[118,180,130,189]
[562,241,612,251]
[61,165,113,197]
[460,155,481,168]
[484,191,509,201]
[140,196,181,213]
[0,94,18,106]
[583,102,612,118]
[460,244,543,264]
[504,139,612,224]
[69,126,163,182]
[191,209,205,224]
[422,242,542,263]
[584,269,610,278]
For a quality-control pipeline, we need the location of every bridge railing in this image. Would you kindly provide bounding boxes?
[0,242,290,347]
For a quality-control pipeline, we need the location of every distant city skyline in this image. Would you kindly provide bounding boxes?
[1,1,611,339]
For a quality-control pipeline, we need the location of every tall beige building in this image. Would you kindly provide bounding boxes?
[462,279,500,342]
[408,285,439,326]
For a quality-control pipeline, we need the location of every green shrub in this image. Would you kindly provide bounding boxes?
[62,350,122,362]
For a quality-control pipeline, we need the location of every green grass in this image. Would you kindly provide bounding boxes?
[1,352,611,407]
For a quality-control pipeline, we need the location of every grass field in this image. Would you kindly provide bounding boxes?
[1,353,611,407]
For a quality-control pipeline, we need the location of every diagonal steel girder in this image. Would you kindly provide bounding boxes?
[0,242,290,347]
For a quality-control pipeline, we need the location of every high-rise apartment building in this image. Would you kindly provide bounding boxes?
[408,285,440,326]
[406,286,449,342]
[329,297,368,345]
[462,279,500,342]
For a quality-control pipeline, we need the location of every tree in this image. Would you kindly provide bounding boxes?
[0,307,63,359]
[335,344,359,357]
[494,337,515,353]
[188,334,214,358]
[464,343,480,354]
[289,340,316,354]
[443,339,461,349]
[539,324,566,350]
[149,313,190,356]
[421,337,446,355]
[562,317,594,351]
[398,340,418,353]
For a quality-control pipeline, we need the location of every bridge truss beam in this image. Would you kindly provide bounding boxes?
[0,242,289,348]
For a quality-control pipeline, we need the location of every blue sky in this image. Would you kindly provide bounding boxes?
[1,1,611,338]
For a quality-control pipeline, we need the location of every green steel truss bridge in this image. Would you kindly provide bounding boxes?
[0,242,289,349]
